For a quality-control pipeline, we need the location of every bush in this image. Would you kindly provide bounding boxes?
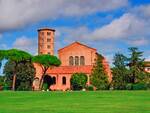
[86,85,94,91]
[17,82,32,91]
[3,84,11,90]
[146,83,150,89]
[42,83,48,91]
[126,83,148,90]
[132,83,147,90]
[71,73,87,90]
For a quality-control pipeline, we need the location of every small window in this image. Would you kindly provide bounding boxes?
[40,38,44,42]
[47,38,51,42]
[53,77,56,84]
[41,32,44,35]
[47,45,51,49]
[47,32,51,35]
[75,56,79,66]
[48,52,51,55]
[62,77,66,85]
[69,56,74,66]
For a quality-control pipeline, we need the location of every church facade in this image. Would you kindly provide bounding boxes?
[33,28,112,91]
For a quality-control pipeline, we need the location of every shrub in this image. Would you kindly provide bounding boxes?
[70,73,87,90]
[3,84,11,90]
[132,83,147,90]
[126,83,148,90]
[146,83,150,89]
[17,82,32,91]
[86,85,94,91]
[42,83,48,91]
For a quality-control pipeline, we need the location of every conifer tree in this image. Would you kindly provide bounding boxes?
[128,47,146,83]
[112,53,129,89]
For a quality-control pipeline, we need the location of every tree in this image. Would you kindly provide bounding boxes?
[0,50,6,68]
[4,60,35,91]
[0,76,5,90]
[0,76,5,86]
[90,54,109,90]
[32,54,61,90]
[112,53,129,89]
[0,49,32,90]
[70,73,87,90]
[128,47,145,83]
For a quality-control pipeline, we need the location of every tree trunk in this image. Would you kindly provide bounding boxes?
[39,76,44,90]
[12,73,16,91]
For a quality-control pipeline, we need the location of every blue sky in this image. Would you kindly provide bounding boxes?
[0,0,150,70]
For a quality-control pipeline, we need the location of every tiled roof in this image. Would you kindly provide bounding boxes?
[144,61,150,66]
[58,41,96,52]
[47,65,93,74]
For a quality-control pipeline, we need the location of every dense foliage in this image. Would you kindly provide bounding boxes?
[0,49,33,90]
[90,54,109,90]
[4,61,35,91]
[112,47,150,90]
[70,73,88,90]
[112,53,129,89]
[0,76,5,85]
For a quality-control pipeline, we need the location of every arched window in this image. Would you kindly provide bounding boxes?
[53,77,56,84]
[80,56,85,65]
[75,56,79,66]
[62,77,66,85]
[69,56,74,66]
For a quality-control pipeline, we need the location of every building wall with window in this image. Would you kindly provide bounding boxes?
[33,28,112,91]
[34,41,112,91]
[58,42,97,66]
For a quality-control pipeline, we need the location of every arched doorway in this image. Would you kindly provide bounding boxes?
[43,75,53,90]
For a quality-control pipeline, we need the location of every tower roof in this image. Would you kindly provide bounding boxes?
[37,28,55,32]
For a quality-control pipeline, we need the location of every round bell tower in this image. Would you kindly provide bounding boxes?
[38,28,55,55]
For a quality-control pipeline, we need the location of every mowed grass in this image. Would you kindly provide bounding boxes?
[0,91,150,113]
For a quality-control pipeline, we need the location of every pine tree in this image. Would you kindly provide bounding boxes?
[112,53,129,89]
[128,47,145,83]
[90,54,109,90]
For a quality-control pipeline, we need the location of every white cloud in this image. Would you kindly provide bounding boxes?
[13,36,37,54]
[0,0,128,32]
[89,13,148,40]
[127,38,149,46]
[132,5,150,18]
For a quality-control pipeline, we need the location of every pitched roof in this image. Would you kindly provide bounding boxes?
[144,61,150,66]
[47,65,93,74]
[58,41,96,52]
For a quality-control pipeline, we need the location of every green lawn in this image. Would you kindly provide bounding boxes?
[0,91,150,113]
